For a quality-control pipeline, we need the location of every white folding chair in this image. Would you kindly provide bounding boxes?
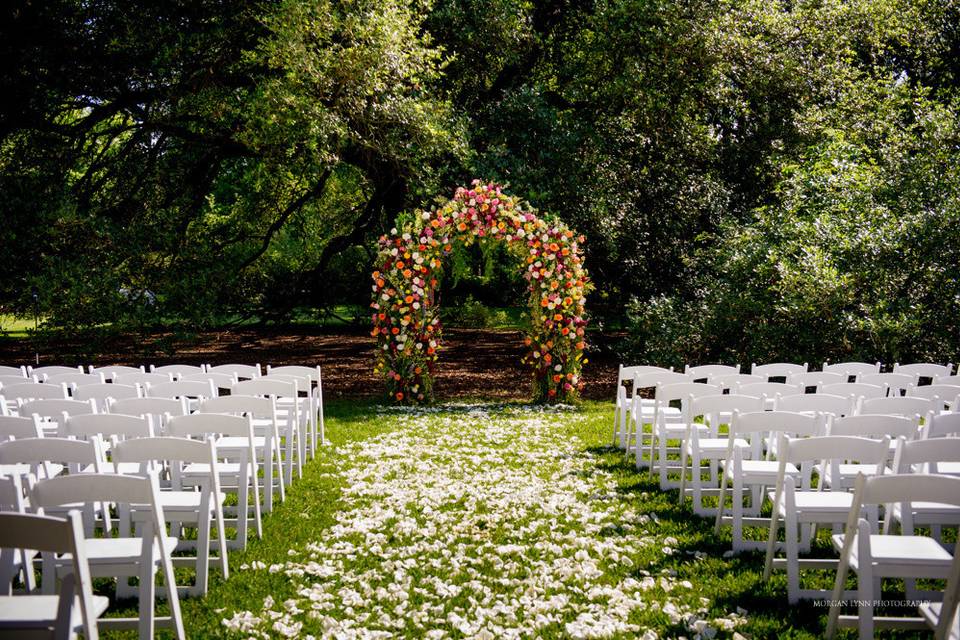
[0,415,43,441]
[166,413,262,549]
[678,394,764,515]
[626,370,689,461]
[826,473,960,639]
[775,392,853,418]
[822,361,881,381]
[31,472,186,639]
[198,395,284,511]
[231,378,302,485]
[0,366,28,378]
[763,434,890,603]
[111,436,228,596]
[611,365,672,448]
[4,383,69,404]
[822,414,918,489]
[648,382,721,488]
[820,382,888,406]
[266,364,326,454]
[0,474,39,592]
[0,511,108,640]
[62,414,153,474]
[181,372,237,394]
[751,362,808,380]
[715,411,821,552]
[0,438,107,536]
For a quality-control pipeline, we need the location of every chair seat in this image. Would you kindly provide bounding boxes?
[637,406,680,417]
[687,437,748,456]
[0,594,109,629]
[831,533,953,575]
[182,462,243,478]
[773,490,855,520]
[130,491,227,521]
[662,423,708,435]
[890,501,960,523]
[726,460,799,480]
[82,536,179,565]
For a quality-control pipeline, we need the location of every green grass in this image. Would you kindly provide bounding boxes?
[0,314,36,337]
[96,400,932,638]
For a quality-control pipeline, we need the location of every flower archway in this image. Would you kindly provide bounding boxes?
[371,180,591,404]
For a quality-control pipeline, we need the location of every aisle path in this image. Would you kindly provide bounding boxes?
[222,404,747,639]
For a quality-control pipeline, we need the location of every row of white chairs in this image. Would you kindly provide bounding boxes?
[0,363,326,639]
[613,362,960,638]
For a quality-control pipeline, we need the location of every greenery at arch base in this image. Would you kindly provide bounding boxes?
[371,180,591,404]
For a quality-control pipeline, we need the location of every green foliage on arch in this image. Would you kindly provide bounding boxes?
[371,181,591,404]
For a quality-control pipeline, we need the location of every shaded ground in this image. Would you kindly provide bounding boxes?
[0,328,621,401]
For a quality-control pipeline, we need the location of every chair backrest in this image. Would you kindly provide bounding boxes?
[28,366,84,379]
[0,511,99,639]
[231,378,298,398]
[616,365,671,388]
[730,410,821,441]
[2,383,68,401]
[205,363,262,380]
[18,398,96,421]
[828,414,917,440]
[0,415,43,441]
[934,374,960,386]
[655,382,722,404]
[709,373,764,391]
[198,395,275,418]
[821,361,881,378]
[891,436,960,473]
[923,412,960,439]
[88,365,145,381]
[632,370,690,393]
[854,471,960,509]
[775,393,852,417]
[111,436,216,466]
[779,434,891,466]
[167,412,252,439]
[262,373,311,395]
[786,371,846,388]
[146,379,217,400]
[43,372,105,388]
[63,414,153,440]
[149,364,206,378]
[108,396,187,419]
[0,366,27,378]
[0,437,102,469]
[0,473,27,512]
[690,394,764,421]
[72,383,140,409]
[112,372,173,387]
[893,362,953,380]
[858,396,935,419]
[859,372,916,394]
[265,365,321,383]
[181,372,237,390]
[907,383,960,402]
[684,364,739,379]
[735,381,803,399]
[820,382,887,401]
[750,362,808,378]
[0,375,35,387]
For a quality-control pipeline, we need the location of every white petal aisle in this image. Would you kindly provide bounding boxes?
[222,404,747,639]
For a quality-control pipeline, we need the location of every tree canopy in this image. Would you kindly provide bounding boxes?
[2,0,958,364]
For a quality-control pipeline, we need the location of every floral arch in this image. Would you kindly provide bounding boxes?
[371,180,591,404]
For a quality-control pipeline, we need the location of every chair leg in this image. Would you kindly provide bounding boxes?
[732,476,744,551]
[786,513,800,604]
[139,524,156,640]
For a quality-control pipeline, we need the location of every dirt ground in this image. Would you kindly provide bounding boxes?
[0,328,621,402]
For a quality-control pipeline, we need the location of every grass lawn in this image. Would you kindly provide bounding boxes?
[101,400,931,638]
